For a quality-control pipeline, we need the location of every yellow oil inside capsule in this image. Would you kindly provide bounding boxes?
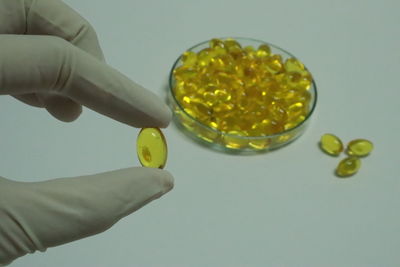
[336,157,361,177]
[347,139,373,157]
[319,133,344,156]
[137,128,167,169]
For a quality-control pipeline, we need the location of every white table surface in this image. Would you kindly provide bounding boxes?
[2,0,400,266]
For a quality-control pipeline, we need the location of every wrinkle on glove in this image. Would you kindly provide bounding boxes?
[0,168,174,265]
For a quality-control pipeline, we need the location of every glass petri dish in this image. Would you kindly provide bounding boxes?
[168,37,317,153]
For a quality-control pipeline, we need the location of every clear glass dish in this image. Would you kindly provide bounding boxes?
[168,37,317,153]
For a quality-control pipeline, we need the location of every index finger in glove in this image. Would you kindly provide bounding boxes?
[0,35,172,128]
[0,0,107,118]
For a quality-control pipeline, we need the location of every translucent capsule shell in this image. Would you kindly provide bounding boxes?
[336,157,361,177]
[137,128,167,169]
[320,133,344,156]
[347,139,373,157]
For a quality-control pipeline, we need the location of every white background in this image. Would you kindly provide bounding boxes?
[2,0,400,266]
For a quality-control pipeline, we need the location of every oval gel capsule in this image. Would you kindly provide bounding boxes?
[347,139,373,157]
[336,157,361,177]
[137,128,167,169]
[320,133,344,156]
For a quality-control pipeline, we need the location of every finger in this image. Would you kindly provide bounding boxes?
[0,0,104,61]
[13,93,83,122]
[12,93,44,108]
[0,168,174,264]
[0,35,172,128]
[37,94,82,122]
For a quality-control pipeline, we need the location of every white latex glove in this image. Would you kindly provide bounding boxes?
[0,0,174,265]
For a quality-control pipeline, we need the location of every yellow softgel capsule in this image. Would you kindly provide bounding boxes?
[181,51,197,67]
[256,44,271,58]
[320,133,344,156]
[137,128,167,169]
[209,38,225,48]
[284,58,305,73]
[336,157,361,177]
[346,139,373,157]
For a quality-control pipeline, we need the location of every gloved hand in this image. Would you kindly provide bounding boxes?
[0,0,174,265]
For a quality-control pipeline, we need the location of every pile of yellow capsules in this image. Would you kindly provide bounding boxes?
[172,38,313,138]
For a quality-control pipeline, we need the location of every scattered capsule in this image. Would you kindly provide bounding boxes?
[137,128,167,169]
[347,139,373,157]
[320,133,344,156]
[336,157,361,177]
